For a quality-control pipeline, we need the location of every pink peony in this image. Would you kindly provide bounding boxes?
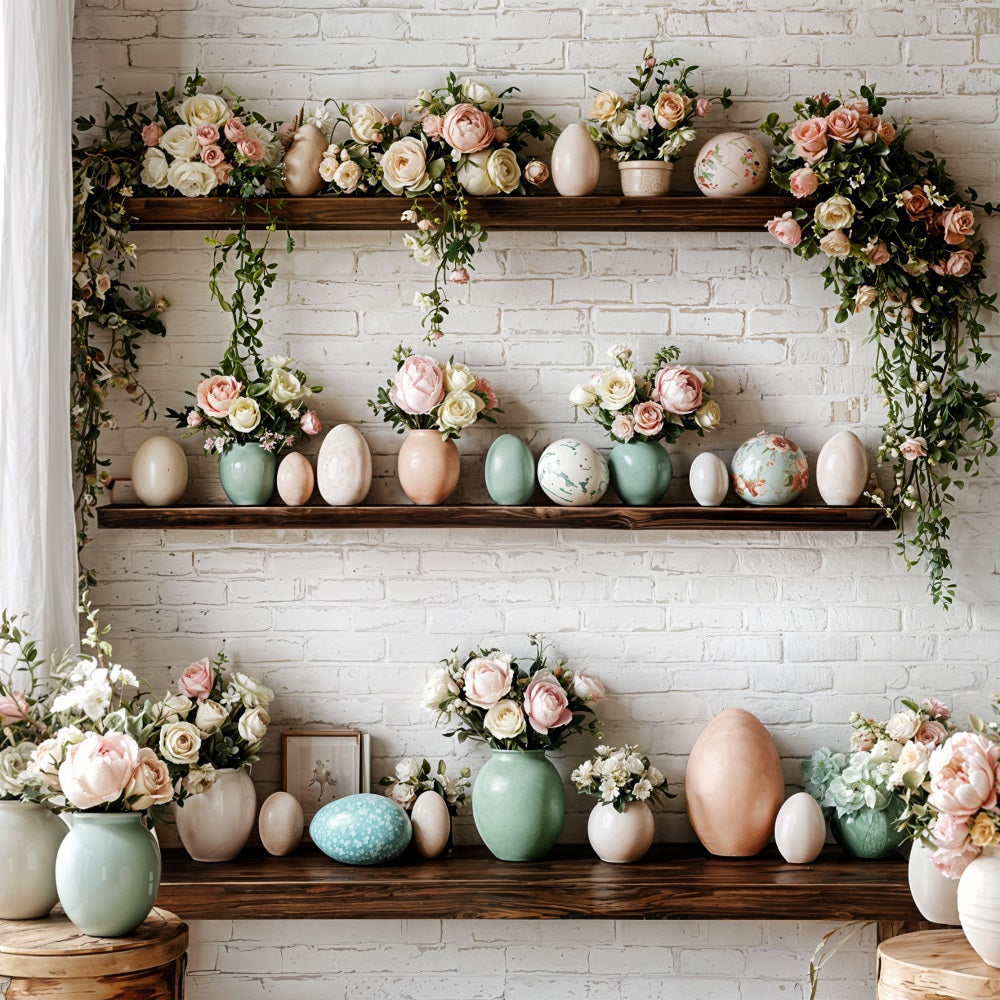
[58,732,140,810]
[767,211,802,248]
[224,117,246,143]
[142,122,164,147]
[440,103,495,153]
[655,366,704,415]
[900,436,928,460]
[915,720,949,746]
[389,355,445,415]
[196,124,220,147]
[928,732,1000,817]
[237,138,264,163]
[214,162,233,185]
[695,97,712,118]
[178,657,214,701]
[463,656,514,709]
[450,267,470,285]
[196,375,242,418]
[788,167,818,198]
[0,691,29,725]
[611,414,635,441]
[201,144,225,168]
[788,116,828,162]
[632,400,664,437]
[523,675,572,735]
[930,812,980,878]
[300,410,321,435]
[940,205,975,246]
[826,107,860,143]
[421,115,443,140]
[945,249,975,277]
[186,409,204,428]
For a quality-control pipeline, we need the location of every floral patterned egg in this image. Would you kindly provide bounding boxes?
[731,431,809,506]
[537,438,609,507]
[310,793,411,865]
[694,132,770,197]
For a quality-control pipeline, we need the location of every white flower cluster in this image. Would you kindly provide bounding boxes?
[50,658,138,722]
[572,744,666,806]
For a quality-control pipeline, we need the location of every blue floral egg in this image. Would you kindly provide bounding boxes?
[731,431,809,506]
[310,794,411,865]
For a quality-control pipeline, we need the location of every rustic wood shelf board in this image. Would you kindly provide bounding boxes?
[156,845,920,921]
[98,502,890,531]
[124,195,799,232]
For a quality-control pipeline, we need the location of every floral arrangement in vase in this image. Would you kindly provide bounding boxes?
[378,757,471,815]
[572,744,672,812]
[761,86,996,606]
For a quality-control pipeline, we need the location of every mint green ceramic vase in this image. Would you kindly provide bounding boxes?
[219,442,276,506]
[472,750,565,862]
[55,813,161,937]
[830,798,906,859]
[608,440,673,505]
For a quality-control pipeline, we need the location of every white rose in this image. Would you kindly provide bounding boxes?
[459,78,499,112]
[230,672,275,709]
[814,195,856,231]
[395,757,422,782]
[608,110,645,147]
[0,742,36,796]
[445,362,476,393]
[569,383,598,407]
[237,705,269,743]
[333,160,362,194]
[194,698,228,733]
[319,158,338,184]
[438,390,484,431]
[159,124,200,161]
[886,709,921,743]
[268,367,305,404]
[870,738,903,764]
[596,367,636,410]
[150,692,193,725]
[694,400,721,430]
[166,159,218,198]
[381,137,431,195]
[486,148,521,194]
[227,397,261,433]
[349,102,388,145]
[159,721,202,765]
[422,669,459,712]
[388,782,417,810]
[484,699,526,740]
[646,765,665,787]
[177,93,232,129]
[571,672,606,702]
[140,148,169,189]
[456,150,500,197]
[182,763,216,796]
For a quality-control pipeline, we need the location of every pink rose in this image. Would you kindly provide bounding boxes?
[928,732,1000,817]
[902,186,933,223]
[632,400,664,437]
[945,249,975,277]
[178,657,214,701]
[900,436,928,460]
[440,103,495,153]
[300,410,321,435]
[421,115,443,140]
[196,375,242,418]
[788,116,828,162]
[196,124,220,147]
[867,241,890,265]
[475,376,498,410]
[493,126,509,143]
[463,656,514,709]
[214,162,233,185]
[142,122,164,147]
[124,747,173,811]
[571,673,606,703]
[523,675,572,735]
[635,106,656,130]
[930,813,980,878]
[788,167,818,198]
[878,120,895,143]
[767,211,802,248]
[611,414,635,441]
[417,219,437,232]
[58,732,140,810]
[201,144,225,167]
[186,409,204,428]
[224,118,246,143]
[450,267,470,285]
[940,205,975,246]
[389,355,445,415]
[655,366,704,415]
[695,97,712,118]
[523,160,549,186]
[389,112,402,127]
[0,691,29,725]
[924,698,952,720]
[826,107,859,143]
[845,99,869,115]
[915,720,949,746]
[237,138,264,163]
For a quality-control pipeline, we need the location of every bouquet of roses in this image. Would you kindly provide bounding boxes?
[379,757,471,816]
[572,744,673,813]
[570,343,721,444]
[587,48,731,162]
[312,101,407,196]
[423,634,605,752]
[368,344,500,441]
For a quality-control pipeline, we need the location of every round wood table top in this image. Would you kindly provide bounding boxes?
[0,907,188,979]
[878,929,1000,999]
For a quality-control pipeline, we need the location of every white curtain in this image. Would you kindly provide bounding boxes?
[0,0,78,660]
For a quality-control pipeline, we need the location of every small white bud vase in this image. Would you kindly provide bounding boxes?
[816,430,868,506]
[549,124,601,197]
[958,845,1000,967]
[908,839,960,926]
[174,767,257,862]
[587,800,654,864]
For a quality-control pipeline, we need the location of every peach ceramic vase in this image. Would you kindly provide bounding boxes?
[398,429,460,505]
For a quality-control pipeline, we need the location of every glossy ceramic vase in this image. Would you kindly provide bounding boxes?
[219,443,277,506]
[398,429,460,505]
[472,750,565,862]
[830,798,906,859]
[608,440,672,505]
[908,839,960,925]
[618,161,673,197]
[587,800,654,863]
[693,132,770,197]
[55,813,160,937]
[174,767,257,862]
[731,431,809,506]
[958,845,1000,966]
[0,801,67,919]
[816,430,868,506]
[131,435,188,506]
[550,123,601,197]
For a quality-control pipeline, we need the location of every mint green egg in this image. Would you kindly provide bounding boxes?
[485,434,536,505]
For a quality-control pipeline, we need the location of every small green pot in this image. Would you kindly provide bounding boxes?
[830,798,906,859]
[608,440,673,505]
[219,442,277,506]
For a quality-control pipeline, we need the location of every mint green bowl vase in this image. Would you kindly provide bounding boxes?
[219,442,277,506]
[830,798,906,859]
[608,440,673,505]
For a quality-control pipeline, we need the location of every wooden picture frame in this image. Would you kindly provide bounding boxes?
[281,729,364,829]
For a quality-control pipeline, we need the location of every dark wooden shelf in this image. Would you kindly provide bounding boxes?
[156,844,919,921]
[123,194,797,232]
[97,502,890,531]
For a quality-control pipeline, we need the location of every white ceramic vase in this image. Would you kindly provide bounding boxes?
[958,845,1000,966]
[816,430,868,506]
[0,801,68,918]
[174,767,257,862]
[550,123,601,197]
[618,161,673,197]
[908,839,960,925]
[587,800,654,863]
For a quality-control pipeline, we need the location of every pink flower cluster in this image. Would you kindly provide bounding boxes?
[58,732,172,812]
[787,99,894,164]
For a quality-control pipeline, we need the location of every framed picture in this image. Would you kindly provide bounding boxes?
[282,729,364,827]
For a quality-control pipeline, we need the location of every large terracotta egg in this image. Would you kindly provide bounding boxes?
[773,792,826,864]
[816,430,868,506]
[317,424,372,506]
[693,132,770,197]
[258,791,305,856]
[276,452,315,506]
[685,708,785,857]
[537,438,608,506]
[131,435,188,506]
[310,793,411,865]
[410,790,451,859]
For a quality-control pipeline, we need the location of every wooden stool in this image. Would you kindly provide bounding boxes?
[0,907,187,999]
[878,929,1000,999]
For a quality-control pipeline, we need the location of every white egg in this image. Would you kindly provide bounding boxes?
[317,424,372,506]
[410,790,451,859]
[258,791,305,857]
[774,792,826,864]
[276,452,315,506]
[550,124,601,197]
[688,453,729,507]
[816,430,868,506]
[537,438,609,507]
[131,436,188,507]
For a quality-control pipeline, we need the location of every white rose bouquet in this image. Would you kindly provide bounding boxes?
[378,757,471,816]
[572,745,673,813]
[570,343,721,444]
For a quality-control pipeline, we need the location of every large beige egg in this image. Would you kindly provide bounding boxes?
[276,452,315,506]
[410,790,451,859]
[258,791,305,856]
[317,424,372,506]
[816,430,868,506]
[685,708,785,857]
[131,435,187,507]
[773,792,826,864]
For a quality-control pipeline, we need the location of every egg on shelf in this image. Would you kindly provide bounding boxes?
[536,438,609,507]
[258,791,305,857]
[276,452,315,506]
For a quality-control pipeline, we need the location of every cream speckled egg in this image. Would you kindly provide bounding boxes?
[774,792,826,864]
[410,790,451,859]
[277,452,315,506]
[537,438,608,507]
[258,791,305,856]
[131,435,188,507]
[317,424,373,506]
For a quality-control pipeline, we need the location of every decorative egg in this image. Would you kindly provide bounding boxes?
[258,791,305,857]
[550,123,601,197]
[309,793,411,865]
[731,431,809,506]
[685,708,785,857]
[693,132,770,198]
[131,436,188,507]
[410,790,451,859]
[688,452,729,507]
[774,792,826,864]
[537,438,609,507]
[281,121,328,196]
[816,430,868,506]
[317,424,372,506]
[485,434,535,505]
[276,452,315,506]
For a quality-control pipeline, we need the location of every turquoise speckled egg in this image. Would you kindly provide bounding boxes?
[731,431,809,506]
[309,794,412,865]
[537,438,609,507]
[485,434,536,505]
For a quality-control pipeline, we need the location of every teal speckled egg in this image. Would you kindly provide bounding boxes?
[310,794,412,865]
[485,434,536,505]
[731,431,809,506]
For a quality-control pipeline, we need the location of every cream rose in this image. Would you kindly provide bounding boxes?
[389,782,417,809]
[854,285,878,311]
[177,93,232,129]
[654,90,689,129]
[227,397,261,433]
[445,362,476,393]
[886,709,921,742]
[140,148,169,189]
[395,757,422,782]
[596,367,636,411]
[124,747,173,811]
[0,743,35,796]
[571,672,606,703]
[159,721,202,765]
[459,78,500,112]
[484,699,526,741]
[421,669,459,712]
[486,148,521,194]
[159,124,200,161]
[694,400,721,430]
[349,102,387,145]
[183,763,216,796]
[819,230,852,258]
[569,383,597,407]
[333,160,361,194]
[456,150,500,196]
[150,692,194,725]
[167,159,219,198]
[268,367,306,404]
[238,706,269,743]
[590,91,624,123]
[230,672,275,709]
[194,698,228,734]
[608,110,645,146]
[438,390,483,431]
[814,195,856,230]
[381,137,431,195]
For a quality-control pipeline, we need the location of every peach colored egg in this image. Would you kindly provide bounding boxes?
[258,791,304,856]
[276,452,315,506]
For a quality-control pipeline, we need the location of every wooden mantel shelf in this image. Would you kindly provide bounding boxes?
[123,194,797,232]
[97,502,891,532]
[156,845,920,921]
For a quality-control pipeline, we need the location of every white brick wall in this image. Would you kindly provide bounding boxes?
[73,2,1000,997]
